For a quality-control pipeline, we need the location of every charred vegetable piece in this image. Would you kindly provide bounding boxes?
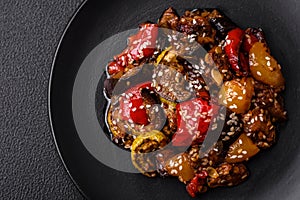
[208,9,237,39]
[177,9,216,45]
[207,163,249,188]
[158,7,180,30]
[205,46,235,81]
[172,98,214,146]
[224,28,249,76]
[243,108,277,149]
[165,153,195,182]
[104,78,118,98]
[220,77,254,114]
[243,28,266,52]
[152,64,192,102]
[186,171,208,197]
[249,42,285,87]
[131,130,168,176]
[252,81,287,122]
[119,82,153,125]
[226,133,260,163]
[107,23,158,77]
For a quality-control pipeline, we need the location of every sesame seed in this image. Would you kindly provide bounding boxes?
[242,150,247,155]
[265,56,271,60]
[239,139,243,144]
[237,155,243,158]
[267,61,271,66]
[257,71,262,76]
[171,169,178,175]
[132,107,137,112]
[227,131,234,136]
[179,165,183,171]
[212,123,218,130]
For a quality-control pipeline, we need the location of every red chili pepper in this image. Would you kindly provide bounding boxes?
[224,28,248,76]
[119,82,153,125]
[107,23,158,76]
[172,98,215,146]
[186,171,208,197]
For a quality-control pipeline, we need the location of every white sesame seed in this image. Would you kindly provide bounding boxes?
[132,107,137,112]
[179,165,183,171]
[242,150,247,155]
[257,71,262,76]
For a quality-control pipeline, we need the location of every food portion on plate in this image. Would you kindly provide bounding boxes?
[102,7,287,197]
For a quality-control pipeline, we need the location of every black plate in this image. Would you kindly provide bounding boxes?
[49,0,300,199]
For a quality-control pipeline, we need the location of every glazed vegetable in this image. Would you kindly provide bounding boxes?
[107,23,158,77]
[172,98,214,146]
[249,42,285,87]
[165,153,195,182]
[226,133,260,163]
[186,171,208,197]
[220,77,254,114]
[243,28,266,52]
[131,130,168,176]
[119,82,153,125]
[224,28,249,76]
[208,9,237,39]
[207,163,249,188]
[158,7,179,30]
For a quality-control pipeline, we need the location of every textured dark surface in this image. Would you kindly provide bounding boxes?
[2,0,300,200]
[0,1,84,199]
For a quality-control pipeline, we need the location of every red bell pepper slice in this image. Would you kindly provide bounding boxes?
[119,82,153,126]
[172,98,216,146]
[107,23,158,76]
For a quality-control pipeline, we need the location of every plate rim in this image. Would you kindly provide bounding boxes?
[48,0,89,199]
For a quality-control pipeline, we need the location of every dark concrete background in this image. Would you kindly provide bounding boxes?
[0,1,84,199]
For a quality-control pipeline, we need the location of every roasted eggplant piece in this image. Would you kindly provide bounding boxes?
[208,9,237,39]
